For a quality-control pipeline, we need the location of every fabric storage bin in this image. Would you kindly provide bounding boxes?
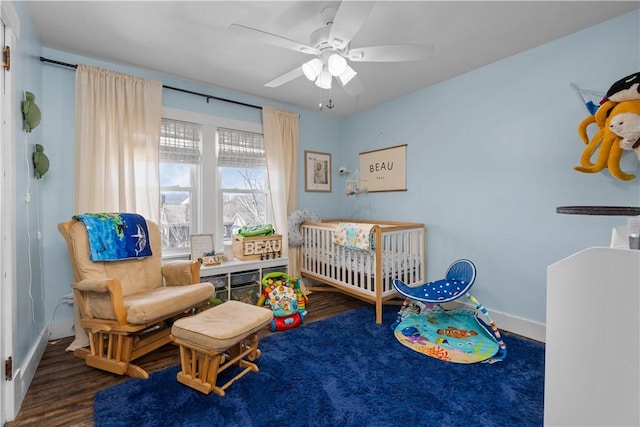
[202,274,228,288]
[202,275,229,306]
[230,270,259,286]
[208,283,228,306]
[231,282,260,305]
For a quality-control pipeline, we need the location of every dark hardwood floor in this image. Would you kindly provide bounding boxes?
[5,291,370,427]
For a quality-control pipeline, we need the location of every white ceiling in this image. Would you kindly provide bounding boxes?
[26,1,639,117]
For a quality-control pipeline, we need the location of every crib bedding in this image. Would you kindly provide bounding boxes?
[331,222,377,251]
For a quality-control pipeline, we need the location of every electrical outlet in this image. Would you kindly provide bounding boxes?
[24,193,30,203]
[36,231,42,240]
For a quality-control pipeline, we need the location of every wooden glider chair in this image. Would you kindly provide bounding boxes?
[58,215,215,379]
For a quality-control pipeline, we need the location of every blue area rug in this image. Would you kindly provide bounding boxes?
[94,306,544,426]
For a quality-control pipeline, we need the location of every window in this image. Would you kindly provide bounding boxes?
[159,108,269,255]
[159,118,201,253]
[218,127,269,242]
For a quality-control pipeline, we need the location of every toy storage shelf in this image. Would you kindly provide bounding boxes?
[545,247,639,426]
[200,257,288,306]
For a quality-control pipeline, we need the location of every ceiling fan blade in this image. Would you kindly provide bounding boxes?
[265,66,305,88]
[228,23,318,55]
[339,75,364,97]
[348,44,435,62]
[329,1,375,50]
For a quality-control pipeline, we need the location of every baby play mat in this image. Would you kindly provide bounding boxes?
[394,306,500,364]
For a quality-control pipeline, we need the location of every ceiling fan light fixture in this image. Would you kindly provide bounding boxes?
[338,65,357,85]
[302,58,323,81]
[327,53,347,77]
[315,70,332,89]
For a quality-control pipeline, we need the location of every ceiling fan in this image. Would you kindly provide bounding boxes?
[228,1,434,96]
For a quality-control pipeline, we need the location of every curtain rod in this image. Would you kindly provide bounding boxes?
[39,56,263,111]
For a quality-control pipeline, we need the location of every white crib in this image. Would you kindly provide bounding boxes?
[300,219,426,323]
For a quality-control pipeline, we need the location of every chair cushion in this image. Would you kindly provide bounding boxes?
[171,301,273,351]
[123,282,214,324]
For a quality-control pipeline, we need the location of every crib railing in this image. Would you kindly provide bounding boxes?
[380,227,426,286]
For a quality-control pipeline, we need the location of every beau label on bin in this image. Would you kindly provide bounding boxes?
[233,234,283,260]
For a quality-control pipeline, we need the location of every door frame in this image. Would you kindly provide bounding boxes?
[1,0,19,422]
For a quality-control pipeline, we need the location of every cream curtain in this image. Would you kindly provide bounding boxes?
[262,107,300,277]
[74,64,163,222]
[68,65,162,352]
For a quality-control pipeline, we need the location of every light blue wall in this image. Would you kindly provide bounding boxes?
[11,0,46,372]
[341,10,640,324]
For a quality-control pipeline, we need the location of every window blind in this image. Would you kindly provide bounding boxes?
[160,118,201,164]
[217,127,265,168]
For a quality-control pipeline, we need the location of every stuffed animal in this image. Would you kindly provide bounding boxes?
[608,99,640,160]
[32,144,50,179]
[574,72,640,181]
[22,91,41,133]
[604,72,640,102]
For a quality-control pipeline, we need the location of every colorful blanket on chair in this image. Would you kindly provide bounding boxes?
[74,213,152,261]
[332,222,376,251]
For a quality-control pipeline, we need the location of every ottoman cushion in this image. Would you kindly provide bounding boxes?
[172,301,273,351]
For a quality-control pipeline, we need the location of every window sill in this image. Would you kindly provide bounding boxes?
[162,245,232,262]
[162,252,190,261]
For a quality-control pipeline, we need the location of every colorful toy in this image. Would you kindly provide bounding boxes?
[574,72,640,181]
[289,276,308,315]
[258,272,307,331]
[392,259,506,364]
[270,314,304,331]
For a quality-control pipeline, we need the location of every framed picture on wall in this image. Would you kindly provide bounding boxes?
[305,150,331,192]
[359,144,407,192]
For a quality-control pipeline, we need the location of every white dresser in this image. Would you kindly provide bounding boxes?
[545,247,640,426]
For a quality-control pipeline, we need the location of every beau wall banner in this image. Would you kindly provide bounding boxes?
[359,144,407,192]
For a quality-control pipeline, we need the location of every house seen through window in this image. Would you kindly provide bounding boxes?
[159,111,270,256]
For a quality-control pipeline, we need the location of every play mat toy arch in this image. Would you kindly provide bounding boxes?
[392,259,506,364]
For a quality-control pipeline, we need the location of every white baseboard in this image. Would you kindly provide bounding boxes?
[11,326,49,420]
[449,301,546,343]
[485,307,546,343]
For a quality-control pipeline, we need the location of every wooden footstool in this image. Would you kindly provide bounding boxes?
[170,300,273,396]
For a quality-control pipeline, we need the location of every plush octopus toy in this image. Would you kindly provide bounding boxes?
[574,72,640,181]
